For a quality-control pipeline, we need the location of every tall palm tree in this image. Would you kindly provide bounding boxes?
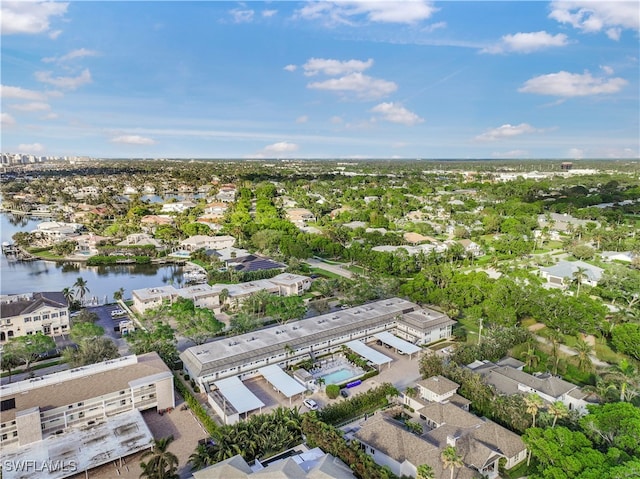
[572,266,588,296]
[73,277,90,304]
[573,337,594,372]
[523,341,539,371]
[547,401,569,428]
[139,436,179,479]
[440,445,463,479]
[417,463,435,479]
[524,393,544,428]
[547,328,562,375]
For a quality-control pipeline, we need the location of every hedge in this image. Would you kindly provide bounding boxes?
[173,373,219,435]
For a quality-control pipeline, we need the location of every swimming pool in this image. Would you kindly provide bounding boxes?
[321,368,360,385]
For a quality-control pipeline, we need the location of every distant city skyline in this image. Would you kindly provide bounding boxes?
[1,1,639,160]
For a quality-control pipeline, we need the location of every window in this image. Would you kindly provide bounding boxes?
[51,313,58,318]
[42,314,49,320]
[33,316,41,321]
[1,399,16,412]
[120,400,126,405]
[24,317,31,322]
[60,311,67,316]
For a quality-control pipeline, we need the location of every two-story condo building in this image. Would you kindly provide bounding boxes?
[180,298,455,389]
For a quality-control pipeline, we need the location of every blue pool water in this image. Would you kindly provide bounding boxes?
[321,368,358,385]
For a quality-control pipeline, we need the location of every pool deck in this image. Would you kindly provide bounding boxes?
[311,357,365,385]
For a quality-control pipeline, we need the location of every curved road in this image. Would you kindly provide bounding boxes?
[304,258,353,279]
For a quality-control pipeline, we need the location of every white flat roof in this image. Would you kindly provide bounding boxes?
[213,376,264,415]
[259,365,307,398]
[2,410,153,479]
[346,340,393,366]
[374,332,421,355]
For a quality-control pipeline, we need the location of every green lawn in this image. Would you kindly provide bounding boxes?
[309,267,342,280]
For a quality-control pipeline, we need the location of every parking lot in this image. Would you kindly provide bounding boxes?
[87,304,132,355]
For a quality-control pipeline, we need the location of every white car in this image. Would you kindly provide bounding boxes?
[111,309,125,316]
[303,399,318,410]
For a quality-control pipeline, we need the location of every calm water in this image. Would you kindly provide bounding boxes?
[0,213,184,302]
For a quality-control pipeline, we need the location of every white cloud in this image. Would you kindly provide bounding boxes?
[1,1,68,35]
[308,72,397,100]
[18,143,45,153]
[296,115,309,124]
[303,58,373,76]
[229,7,254,23]
[295,1,437,25]
[568,147,585,159]
[600,65,614,75]
[111,135,156,145]
[11,101,51,112]
[262,141,299,154]
[48,29,62,39]
[0,85,47,101]
[421,21,446,33]
[370,102,424,126]
[519,71,627,96]
[41,112,59,120]
[1,113,16,126]
[42,48,99,64]
[475,123,538,141]
[35,69,92,90]
[549,1,639,39]
[482,31,569,54]
[283,64,297,72]
[262,9,277,18]
[330,116,344,124]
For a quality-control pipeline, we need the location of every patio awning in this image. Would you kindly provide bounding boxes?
[346,340,393,366]
[259,364,307,398]
[374,331,421,355]
[213,376,264,415]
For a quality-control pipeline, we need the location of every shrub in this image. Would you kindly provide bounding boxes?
[326,384,340,399]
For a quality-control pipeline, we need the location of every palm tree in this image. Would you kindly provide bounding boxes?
[62,287,75,305]
[583,375,616,403]
[113,287,125,302]
[188,442,213,471]
[73,277,90,305]
[573,337,594,372]
[440,445,463,479]
[219,288,229,309]
[547,401,569,428]
[605,359,639,402]
[417,463,435,479]
[524,393,544,428]
[139,436,179,479]
[547,328,562,375]
[572,266,588,296]
[523,341,539,371]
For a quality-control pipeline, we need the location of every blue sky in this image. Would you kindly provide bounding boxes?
[1,1,639,159]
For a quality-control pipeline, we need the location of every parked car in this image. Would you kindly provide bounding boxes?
[111,309,125,316]
[303,399,318,410]
[340,389,349,398]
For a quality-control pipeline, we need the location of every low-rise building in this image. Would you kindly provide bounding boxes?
[468,358,590,412]
[180,234,236,252]
[0,353,174,451]
[180,298,455,388]
[539,260,604,287]
[0,292,69,342]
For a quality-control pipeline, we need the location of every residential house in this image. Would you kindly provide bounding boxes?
[457,239,483,257]
[180,235,236,252]
[600,251,635,263]
[285,208,315,226]
[161,200,196,213]
[0,292,69,342]
[191,446,356,479]
[468,359,590,412]
[140,215,174,233]
[31,221,82,243]
[539,260,604,287]
[215,184,237,203]
[72,233,107,256]
[117,233,163,249]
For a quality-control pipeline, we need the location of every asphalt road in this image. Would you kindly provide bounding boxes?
[305,257,354,279]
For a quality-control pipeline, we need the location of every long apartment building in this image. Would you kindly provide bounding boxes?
[131,273,312,314]
[0,352,174,451]
[0,292,69,342]
[180,298,455,388]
